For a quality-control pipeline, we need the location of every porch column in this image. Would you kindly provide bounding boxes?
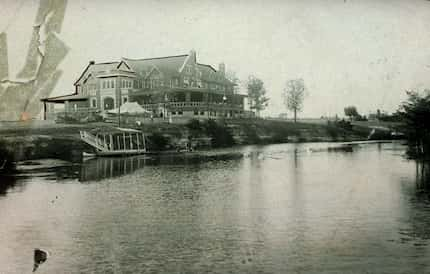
[43,101,47,120]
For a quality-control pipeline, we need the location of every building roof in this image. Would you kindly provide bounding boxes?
[75,51,233,86]
[41,93,89,103]
[122,54,188,79]
[123,52,233,85]
[74,62,123,86]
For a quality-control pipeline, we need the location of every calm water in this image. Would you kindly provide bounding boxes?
[1,142,430,273]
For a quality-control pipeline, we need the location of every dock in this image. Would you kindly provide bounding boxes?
[80,128,147,156]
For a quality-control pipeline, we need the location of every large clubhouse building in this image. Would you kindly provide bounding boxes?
[42,50,250,121]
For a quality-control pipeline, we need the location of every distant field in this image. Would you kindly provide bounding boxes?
[267,117,402,129]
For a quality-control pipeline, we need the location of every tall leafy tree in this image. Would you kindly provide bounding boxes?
[344,106,359,121]
[283,78,305,123]
[398,90,430,159]
[246,75,269,117]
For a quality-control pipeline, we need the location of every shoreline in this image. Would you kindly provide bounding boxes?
[0,119,398,164]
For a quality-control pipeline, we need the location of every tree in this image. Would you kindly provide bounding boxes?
[246,75,269,117]
[283,78,305,123]
[344,106,359,121]
[398,90,430,160]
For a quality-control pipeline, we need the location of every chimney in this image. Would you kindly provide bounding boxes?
[89,60,95,65]
[189,49,196,63]
[218,63,225,75]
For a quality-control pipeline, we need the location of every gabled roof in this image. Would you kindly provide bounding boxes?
[75,52,233,86]
[74,62,121,86]
[116,60,132,71]
[41,93,88,102]
[122,54,188,79]
[197,63,217,73]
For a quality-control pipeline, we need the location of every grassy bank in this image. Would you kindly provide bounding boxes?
[0,118,385,164]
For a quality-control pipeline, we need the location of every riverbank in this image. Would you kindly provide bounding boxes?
[0,118,396,164]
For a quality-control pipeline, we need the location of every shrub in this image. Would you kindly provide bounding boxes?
[203,119,235,147]
[147,132,169,151]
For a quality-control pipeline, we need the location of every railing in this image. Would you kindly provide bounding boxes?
[80,131,108,151]
[48,107,100,113]
[141,102,244,110]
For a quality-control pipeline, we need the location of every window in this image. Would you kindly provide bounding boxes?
[194,110,198,115]
[171,111,176,115]
[92,99,96,108]
[102,81,106,89]
[178,111,183,115]
[123,97,128,103]
[111,80,114,88]
[200,111,204,115]
[183,77,189,87]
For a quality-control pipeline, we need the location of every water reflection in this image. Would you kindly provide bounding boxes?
[79,152,243,182]
[416,161,430,191]
[0,174,18,195]
[3,142,430,273]
[80,156,149,182]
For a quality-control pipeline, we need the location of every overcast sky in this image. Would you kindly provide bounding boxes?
[2,0,430,117]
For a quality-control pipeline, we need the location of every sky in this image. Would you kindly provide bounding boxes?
[2,0,430,118]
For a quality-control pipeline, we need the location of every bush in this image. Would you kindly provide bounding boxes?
[335,119,353,131]
[203,119,235,148]
[0,140,15,172]
[241,123,261,144]
[147,132,169,151]
[186,119,202,131]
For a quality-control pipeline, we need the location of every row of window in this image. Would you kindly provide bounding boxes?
[101,79,133,89]
[90,97,128,108]
[102,79,115,89]
[184,65,222,81]
[84,77,229,92]
[170,110,242,117]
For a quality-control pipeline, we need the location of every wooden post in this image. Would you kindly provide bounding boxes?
[43,101,47,120]
[117,135,120,150]
[130,132,133,149]
[103,134,107,149]
[137,133,140,150]
[123,133,126,150]
[110,134,113,150]
[142,133,146,151]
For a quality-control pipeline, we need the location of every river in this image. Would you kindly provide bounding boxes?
[0,142,429,273]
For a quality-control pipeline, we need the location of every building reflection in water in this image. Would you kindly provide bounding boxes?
[79,156,149,182]
[79,152,244,182]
